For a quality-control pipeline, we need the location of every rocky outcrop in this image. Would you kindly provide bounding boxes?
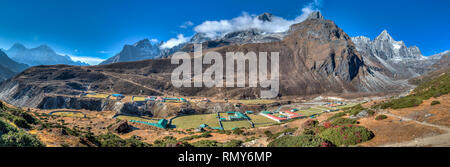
[108,120,133,134]
[115,102,154,117]
[37,96,111,111]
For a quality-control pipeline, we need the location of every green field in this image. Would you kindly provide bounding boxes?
[335,103,358,109]
[313,106,331,110]
[295,108,323,116]
[221,120,252,130]
[248,114,277,127]
[171,114,220,129]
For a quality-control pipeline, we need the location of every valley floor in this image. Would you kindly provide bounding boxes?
[2,92,448,147]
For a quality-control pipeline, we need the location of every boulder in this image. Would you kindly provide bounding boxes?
[108,120,133,134]
[356,110,369,118]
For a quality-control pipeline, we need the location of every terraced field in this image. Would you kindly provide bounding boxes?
[248,114,277,127]
[221,120,252,130]
[85,93,110,99]
[295,108,323,116]
[132,96,147,102]
[171,114,220,129]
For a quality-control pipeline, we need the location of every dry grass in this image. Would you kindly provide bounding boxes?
[52,112,85,118]
[358,116,444,147]
[388,94,450,127]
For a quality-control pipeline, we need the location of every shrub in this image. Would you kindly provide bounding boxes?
[431,101,441,106]
[320,141,334,147]
[346,105,365,116]
[375,115,388,120]
[191,139,242,147]
[331,118,358,126]
[222,140,243,147]
[13,117,31,129]
[326,112,347,121]
[232,128,244,135]
[84,133,151,147]
[267,128,298,141]
[199,132,212,138]
[268,135,331,147]
[0,130,44,147]
[0,120,17,135]
[323,122,332,129]
[302,129,315,135]
[373,73,450,109]
[264,130,273,138]
[303,119,319,129]
[191,140,220,147]
[367,110,375,116]
[179,132,212,142]
[319,125,374,146]
[390,97,423,109]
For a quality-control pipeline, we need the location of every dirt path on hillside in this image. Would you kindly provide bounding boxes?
[101,72,164,95]
[379,111,450,147]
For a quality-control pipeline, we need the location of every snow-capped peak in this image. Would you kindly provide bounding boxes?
[352,30,426,63]
[375,30,393,41]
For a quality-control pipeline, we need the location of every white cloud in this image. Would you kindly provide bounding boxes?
[68,55,106,65]
[98,50,110,54]
[150,38,159,43]
[193,0,321,39]
[160,34,189,49]
[179,21,194,29]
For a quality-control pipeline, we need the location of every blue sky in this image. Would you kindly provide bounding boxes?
[0,0,448,64]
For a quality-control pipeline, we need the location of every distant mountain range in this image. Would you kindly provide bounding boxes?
[5,43,88,67]
[0,50,28,81]
[99,39,185,65]
[352,31,447,79]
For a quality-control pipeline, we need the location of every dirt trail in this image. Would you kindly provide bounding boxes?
[379,111,450,147]
[101,72,164,95]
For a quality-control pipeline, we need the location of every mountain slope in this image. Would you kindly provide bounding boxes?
[5,43,88,66]
[0,12,414,108]
[0,50,28,81]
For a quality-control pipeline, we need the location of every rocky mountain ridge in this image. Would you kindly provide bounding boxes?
[0,50,29,81]
[351,30,436,79]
